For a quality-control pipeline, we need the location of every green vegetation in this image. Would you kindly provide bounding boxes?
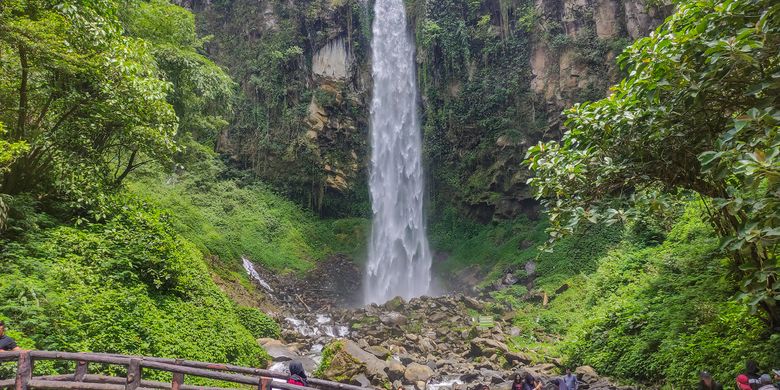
[437,202,779,388]
[127,148,368,275]
[526,0,779,326]
[0,198,270,368]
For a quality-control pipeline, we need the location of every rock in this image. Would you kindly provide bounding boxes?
[264,342,298,362]
[502,273,518,285]
[575,366,600,384]
[366,345,391,360]
[320,340,389,386]
[387,360,406,381]
[505,351,532,366]
[384,296,406,311]
[415,381,427,390]
[397,354,415,365]
[404,362,435,383]
[461,296,485,311]
[469,338,509,357]
[351,374,370,387]
[380,312,408,326]
[405,333,419,342]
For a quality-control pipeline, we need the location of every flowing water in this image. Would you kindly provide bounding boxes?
[364,0,432,304]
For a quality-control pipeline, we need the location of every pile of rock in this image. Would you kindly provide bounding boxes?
[271,294,633,390]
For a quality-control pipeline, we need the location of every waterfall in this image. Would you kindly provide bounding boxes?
[364,0,432,304]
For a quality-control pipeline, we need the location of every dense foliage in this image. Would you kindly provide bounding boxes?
[436,204,779,387]
[0,0,233,223]
[0,198,270,371]
[128,147,368,274]
[527,0,780,327]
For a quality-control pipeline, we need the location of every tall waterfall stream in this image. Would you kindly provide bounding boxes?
[364,0,432,304]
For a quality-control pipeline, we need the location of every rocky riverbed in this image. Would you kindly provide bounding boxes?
[241,256,632,389]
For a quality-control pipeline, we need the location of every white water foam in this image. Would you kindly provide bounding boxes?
[364,0,432,304]
[241,257,274,292]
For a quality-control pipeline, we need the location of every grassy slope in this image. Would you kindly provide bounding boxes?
[430,205,779,388]
[0,197,272,380]
[127,145,369,287]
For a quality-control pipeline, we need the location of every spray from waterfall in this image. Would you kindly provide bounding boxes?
[364,0,431,304]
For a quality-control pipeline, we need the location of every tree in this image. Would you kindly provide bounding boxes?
[0,0,178,211]
[525,0,780,328]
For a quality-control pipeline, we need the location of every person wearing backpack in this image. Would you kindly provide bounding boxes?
[287,361,308,387]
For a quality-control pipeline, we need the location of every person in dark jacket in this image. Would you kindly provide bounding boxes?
[746,360,762,390]
[697,371,723,390]
[0,321,21,352]
[522,374,541,390]
[287,361,308,387]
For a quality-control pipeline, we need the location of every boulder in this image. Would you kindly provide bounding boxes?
[404,362,435,383]
[366,345,391,360]
[469,338,509,357]
[320,340,389,386]
[505,351,532,366]
[387,360,406,381]
[575,366,600,384]
[264,342,299,362]
[384,296,406,311]
[461,296,485,311]
[380,312,409,326]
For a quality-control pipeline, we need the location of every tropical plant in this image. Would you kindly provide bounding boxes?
[526,0,780,327]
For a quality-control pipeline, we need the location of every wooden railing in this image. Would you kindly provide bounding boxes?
[0,351,367,390]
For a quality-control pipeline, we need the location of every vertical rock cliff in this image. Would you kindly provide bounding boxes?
[178,0,668,219]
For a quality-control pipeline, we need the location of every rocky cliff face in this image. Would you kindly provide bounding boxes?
[182,0,667,219]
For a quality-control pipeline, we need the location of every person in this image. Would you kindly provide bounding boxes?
[738,375,754,390]
[772,370,780,388]
[757,374,776,390]
[746,360,762,390]
[512,374,523,390]
[521,374,535,390]
[287,361,308,387]
[561,368,578,390]
[697,371,722,390]
[0,321,21,352]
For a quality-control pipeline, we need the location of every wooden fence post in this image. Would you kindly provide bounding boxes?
[171,359,184,390]
[259,376,271,390]
[14,351,32,390]
[126,358,141,390]
[74,360,89,381]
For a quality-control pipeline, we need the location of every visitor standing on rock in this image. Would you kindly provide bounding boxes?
[0,321,21,352]
[738,375,755,390]
[512,374,524,390]
[287,361,308,386]
[757,375,777,390]
[560,368,577,390]
[522,374,541,390]
[697,371,722,390]
[745,361,763,390]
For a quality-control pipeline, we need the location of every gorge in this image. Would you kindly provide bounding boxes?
[0,0,778,388]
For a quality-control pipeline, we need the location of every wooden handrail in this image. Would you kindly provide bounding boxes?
[0,351,371,390]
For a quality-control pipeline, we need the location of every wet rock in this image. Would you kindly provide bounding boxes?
[263,341,299,362]
[469,338,510,357]
[575,366,600,384]
[387,360,406,381]
[380,312,409,327]
[366,345,391,360]
[404,362,435,383]
[320,340,389,386]
[461,296,485,311]
[351,374,370,387]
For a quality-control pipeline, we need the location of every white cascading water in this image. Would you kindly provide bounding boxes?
[364,0,432,304]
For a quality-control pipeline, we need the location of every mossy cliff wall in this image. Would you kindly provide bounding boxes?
[178,0,667,220]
